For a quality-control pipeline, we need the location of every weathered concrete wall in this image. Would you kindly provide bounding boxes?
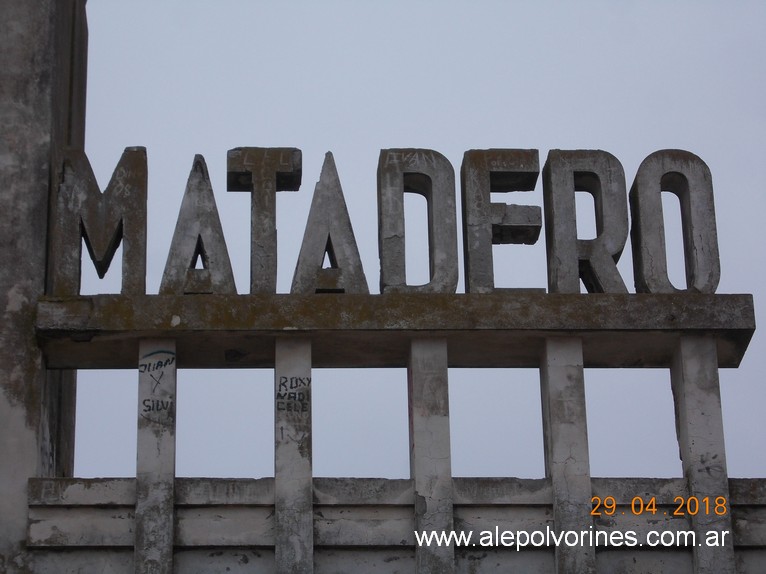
[25,476,766,573]
[0,1,86,571]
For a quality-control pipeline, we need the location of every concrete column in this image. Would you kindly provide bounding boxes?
[408,339,455,573]
[671,335,735,573]
[540,338,595,573]
[0,1,86,571]
[274,339,313,574]
[135,340,177,574]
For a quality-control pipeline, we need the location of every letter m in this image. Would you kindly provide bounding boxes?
[49,148,147,295]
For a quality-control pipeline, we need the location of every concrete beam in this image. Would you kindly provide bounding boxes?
[274,339,313,573]
[35,293,754,369]
[135,340,177,574]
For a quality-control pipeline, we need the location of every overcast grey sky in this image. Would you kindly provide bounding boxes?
[75,1,766,481]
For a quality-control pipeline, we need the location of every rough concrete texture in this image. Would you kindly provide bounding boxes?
[377,149,458,293]
[23,473,766,571]
[35,292,755,369]
[540,338,596,573]
[25,475,766,572]
[160,155,236,295]
[408,339,455,573]
[135,340,177,573]
[227,147,302,293]
[0,1,86,572]
[50,147,148,296]
[671,336,735,573]
[275,339,313,573]
[630,150,720,293]
[291,152,369,294]
[543,150,629,293]
[461,149,542,293]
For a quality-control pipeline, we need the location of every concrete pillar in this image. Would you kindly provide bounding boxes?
[408,339,455,573]
[671,335,735,573]
[0,1,86,571]
[135,340,177,574]
[540,338,596,573]
[274,339,313,573]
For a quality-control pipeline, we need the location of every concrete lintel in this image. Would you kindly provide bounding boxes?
[35,293,754,369]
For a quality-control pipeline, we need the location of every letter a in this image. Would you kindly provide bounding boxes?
[291,152,369,294]
[160,155,236,294]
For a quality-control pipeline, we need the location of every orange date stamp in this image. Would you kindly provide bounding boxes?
[591,495,728,517]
